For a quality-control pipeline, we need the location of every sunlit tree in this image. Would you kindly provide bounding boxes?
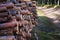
[57,0,60,5]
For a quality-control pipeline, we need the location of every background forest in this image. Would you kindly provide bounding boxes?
[37,0,60,6]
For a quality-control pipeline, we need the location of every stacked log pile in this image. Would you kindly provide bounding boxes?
[0,0,37,40]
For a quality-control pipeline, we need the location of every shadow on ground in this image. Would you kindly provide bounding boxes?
[32,16,60,40]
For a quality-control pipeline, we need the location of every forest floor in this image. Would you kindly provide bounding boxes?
[37,7,60,27]
[35,6,60,40]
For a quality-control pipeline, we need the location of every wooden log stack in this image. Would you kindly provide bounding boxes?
[0,0,37,40]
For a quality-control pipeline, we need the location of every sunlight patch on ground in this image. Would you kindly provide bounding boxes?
[37,9,45,16]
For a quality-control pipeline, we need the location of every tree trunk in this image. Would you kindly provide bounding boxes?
[58,0,59,5]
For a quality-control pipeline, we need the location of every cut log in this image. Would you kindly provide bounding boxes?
[26,33,31,38]
[0,17,8,22]
[15,4,22,7]
[0,20,17,30]
[8,9,17,16]
[20,10,32,15]
[0,4,6,7]
[0,7,7,12]
[0,12,9,17]
[6,4,14,9]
